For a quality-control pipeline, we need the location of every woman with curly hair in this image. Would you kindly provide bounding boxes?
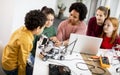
[52,2,88,46]
[2,10,46,75]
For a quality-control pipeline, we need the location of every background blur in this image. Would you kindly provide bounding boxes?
[0,0,120,46]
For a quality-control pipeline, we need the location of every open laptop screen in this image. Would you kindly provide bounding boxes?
[67,33,103,55]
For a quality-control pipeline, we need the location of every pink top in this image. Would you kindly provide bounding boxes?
[56,19,87,41]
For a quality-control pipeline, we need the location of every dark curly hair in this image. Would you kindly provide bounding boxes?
[25,9,47,30]
[41,6,55,17]
[69,2,87,21]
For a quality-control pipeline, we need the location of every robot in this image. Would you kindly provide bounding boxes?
[38,34,65,61]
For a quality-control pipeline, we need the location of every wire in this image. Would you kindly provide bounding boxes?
[76,62,106,75]
[60,39,78,54]
[91,66,106,75]
[69,38,78,55]
[76,62,95,70]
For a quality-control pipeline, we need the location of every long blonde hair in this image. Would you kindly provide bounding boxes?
[100,17,119,44]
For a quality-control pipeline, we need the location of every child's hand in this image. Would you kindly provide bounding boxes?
[50,36,58,43]
[54,40,69,47]
[116,44,120,48]
[63,40,69,46]
[54,40,62,47]
[114,44,120,51]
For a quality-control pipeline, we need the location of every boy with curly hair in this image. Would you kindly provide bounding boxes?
[2,9,46,75]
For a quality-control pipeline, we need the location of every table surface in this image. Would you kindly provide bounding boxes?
[32,43,120,75]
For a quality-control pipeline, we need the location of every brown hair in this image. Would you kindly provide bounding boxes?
[100,17,119,44]
[97,6,110,19]
[41,6,55,17]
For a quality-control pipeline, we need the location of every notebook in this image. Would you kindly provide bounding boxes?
[67,33,103,55]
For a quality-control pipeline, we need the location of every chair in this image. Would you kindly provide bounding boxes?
[0,41,5,75]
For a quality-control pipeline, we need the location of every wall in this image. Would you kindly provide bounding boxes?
[12,0,57,32]
[56,0,75,18]
[113,0,120,18]
[56,0,91,21]
[0,0,15,46]
[87,0,97,20]
[0,0,57,46]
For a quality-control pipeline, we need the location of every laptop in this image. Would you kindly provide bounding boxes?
[67,33,103,55]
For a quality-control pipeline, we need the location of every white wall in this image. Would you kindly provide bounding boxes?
[0,0,15,46]
[12,0,57,32]
[114,0,120,19]
[56,0,75,17]
[0,0,57,46]
[100,0,120,17]
[56,0,91,21]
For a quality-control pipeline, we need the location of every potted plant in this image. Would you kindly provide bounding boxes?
[57,3,66,19]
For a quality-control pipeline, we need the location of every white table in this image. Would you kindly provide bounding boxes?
[33,42,120,75]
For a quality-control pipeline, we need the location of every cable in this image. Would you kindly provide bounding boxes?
[76,62,95,70]
[60,39,78,54]
[76,62,106,75]
[69,38,78,55]
[91,66,106,75]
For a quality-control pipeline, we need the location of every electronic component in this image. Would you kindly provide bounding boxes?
[99,56,110,68]
[39,47,65,61]
[39,52,48,61]
[38,34,66,61]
